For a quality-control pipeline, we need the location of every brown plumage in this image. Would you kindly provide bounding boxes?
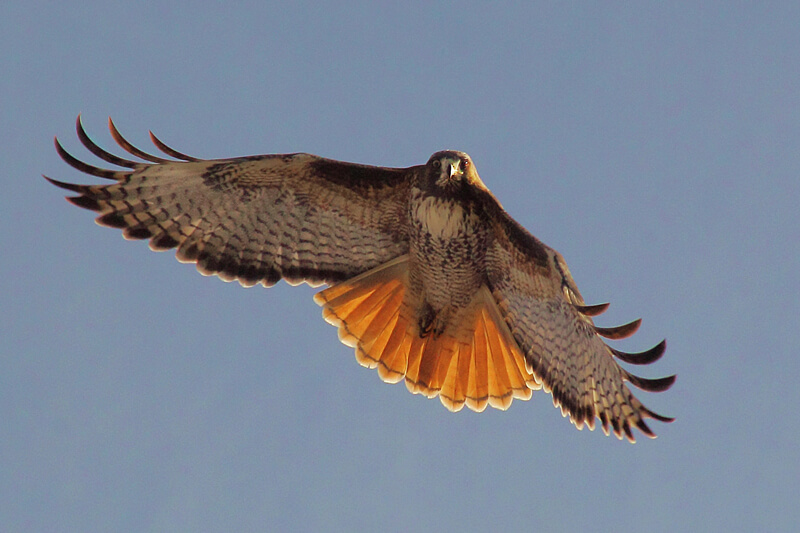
[45,115,675,442]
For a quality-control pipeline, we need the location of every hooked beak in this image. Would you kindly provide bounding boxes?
[437,158,463,185]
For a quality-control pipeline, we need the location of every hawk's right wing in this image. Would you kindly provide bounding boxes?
[46,116,415,288]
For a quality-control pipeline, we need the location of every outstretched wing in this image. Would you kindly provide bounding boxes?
[484,202,675,442]
[45,116,413,287]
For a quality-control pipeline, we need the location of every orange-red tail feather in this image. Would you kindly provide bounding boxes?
[314,256,539,411]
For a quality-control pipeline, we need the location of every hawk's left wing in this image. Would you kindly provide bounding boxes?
[483,199,675,442]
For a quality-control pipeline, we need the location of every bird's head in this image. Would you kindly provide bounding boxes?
[425,150,484,192]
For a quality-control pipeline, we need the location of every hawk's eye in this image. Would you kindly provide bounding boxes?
[432,159,441,169]
[461,158,469,169]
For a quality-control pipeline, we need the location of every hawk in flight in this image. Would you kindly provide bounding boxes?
[46,116,675,442]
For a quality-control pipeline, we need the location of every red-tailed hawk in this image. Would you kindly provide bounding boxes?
[46,116,675,442]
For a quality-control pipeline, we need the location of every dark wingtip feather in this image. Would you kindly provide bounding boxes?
[626,372,676,393]
[612,339,667,365]
[149,131,200,161]
[123,226,154,240]
[108,117,170,163]
[43,175,85,193]
[598,411,610,435]
[97,212,128,229]
[622,421,634,442]
[44,176,104,211]
[150,233,180,251]
[76,115,139,168]
[634,418,656,438]
[68,195,103,211]
[649,413,675,424]
[574,302,609,317]
[54,137,126,180]
[595,318,642,340]
[611,416,622,437]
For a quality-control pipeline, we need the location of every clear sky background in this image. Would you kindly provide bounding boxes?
[2,3,799,532]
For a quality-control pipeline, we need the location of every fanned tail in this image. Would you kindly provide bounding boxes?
[313,256,539,412]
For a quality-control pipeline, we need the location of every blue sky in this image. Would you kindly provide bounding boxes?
[3,2,799,531]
